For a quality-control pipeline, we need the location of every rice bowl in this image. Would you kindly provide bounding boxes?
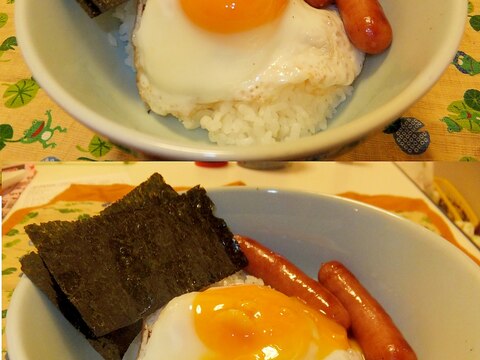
[6,188,480,359]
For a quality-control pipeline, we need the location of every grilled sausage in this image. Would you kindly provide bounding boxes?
[335,0,393,54]
[318,261,417,360]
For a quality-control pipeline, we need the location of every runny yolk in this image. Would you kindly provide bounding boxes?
[179,0,288,34]
[193,285,350,359]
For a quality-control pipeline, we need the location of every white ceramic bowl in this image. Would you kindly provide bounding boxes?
[6,188,480,359]
[15,0,466,160]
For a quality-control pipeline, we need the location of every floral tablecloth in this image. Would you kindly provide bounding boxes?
[0,0,479,161]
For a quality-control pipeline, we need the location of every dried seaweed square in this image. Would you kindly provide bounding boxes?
[20,252,141,360]
[76,0,127,17]
[24,175,247,338]
[101,173,178,215]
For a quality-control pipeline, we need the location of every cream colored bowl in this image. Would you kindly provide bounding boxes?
[16,0,466,159]
[6,188,480,359]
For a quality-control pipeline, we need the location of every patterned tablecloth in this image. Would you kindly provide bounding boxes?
[0,1,479,161]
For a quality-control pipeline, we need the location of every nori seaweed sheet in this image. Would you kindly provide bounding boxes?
[101,173,178,216]
[20,252,141,360]
[76,0,127,17]
[24,174,247,340]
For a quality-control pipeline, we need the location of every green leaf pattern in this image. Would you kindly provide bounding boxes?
[56,208,83,214]
[19,211,38,224]
[0,13,8,29]
[0,36,16,51]
[441,3,480,154]
[3,78,39,108]
[5,229,19,236]
[3,239,21,248]
[469,1,480,31]
[2,268,16,276]
[441,90,480,134]
[0,34,16,62]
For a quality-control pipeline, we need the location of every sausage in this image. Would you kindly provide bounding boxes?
[234,235,351,329]
[335,0,393,54]
[318,261,417,360]
[304,0,334,8]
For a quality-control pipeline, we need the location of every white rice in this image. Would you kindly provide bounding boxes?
[190,84,351,146]
[210,271,265,287]
[111,0,361,146]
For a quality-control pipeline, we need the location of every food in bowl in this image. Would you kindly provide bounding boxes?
[76,0,391,145]
[137,283,362,360]
[13,173,417,360]
[131,0,364,145]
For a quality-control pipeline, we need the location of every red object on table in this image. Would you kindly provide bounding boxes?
[194,162,229,168]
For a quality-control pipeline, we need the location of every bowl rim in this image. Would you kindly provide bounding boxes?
[6,187,480,359]
[15,0,467,160]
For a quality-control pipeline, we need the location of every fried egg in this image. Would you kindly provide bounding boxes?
[136,285,363,359]
[132,0,364,128]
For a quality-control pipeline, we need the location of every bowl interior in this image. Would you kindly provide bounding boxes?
[6,188,480,359]
[15,0,466,159]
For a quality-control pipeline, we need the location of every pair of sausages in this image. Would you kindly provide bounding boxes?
[305,0,393,55]
[234,235,416,360]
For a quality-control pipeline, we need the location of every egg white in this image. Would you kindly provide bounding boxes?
[132,0,364,117]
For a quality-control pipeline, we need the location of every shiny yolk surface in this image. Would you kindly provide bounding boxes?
[179,0,288,34]
[193,285,350,359]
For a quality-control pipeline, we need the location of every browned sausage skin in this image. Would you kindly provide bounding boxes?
[318,261,417,360]
[335,0,393,54]
[234,235,351,329]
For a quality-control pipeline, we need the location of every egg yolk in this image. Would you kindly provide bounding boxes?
[193,285,350,359]
[179,0,288,34]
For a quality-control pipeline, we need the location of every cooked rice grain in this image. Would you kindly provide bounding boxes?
[189,83,351,145]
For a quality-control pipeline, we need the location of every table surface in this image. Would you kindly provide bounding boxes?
[6,161,480,258]
[1,2,479,161]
